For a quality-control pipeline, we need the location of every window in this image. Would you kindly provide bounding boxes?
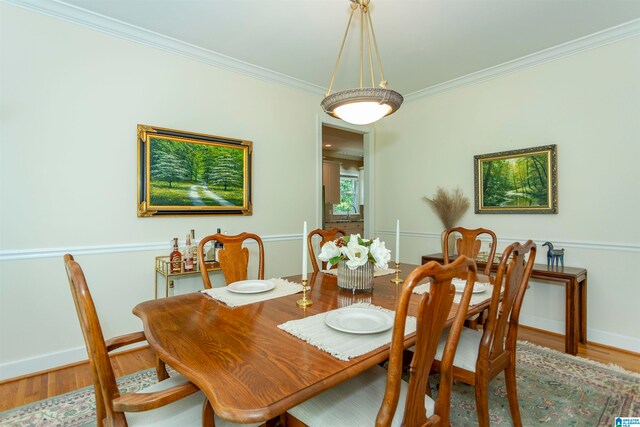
[333,176,359,214]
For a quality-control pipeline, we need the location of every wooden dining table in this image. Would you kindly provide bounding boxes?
[133,263,492,424]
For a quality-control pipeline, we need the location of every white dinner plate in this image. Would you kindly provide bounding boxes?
[324,307,394,334]
[451,279,488,294]
[226,279,276,294]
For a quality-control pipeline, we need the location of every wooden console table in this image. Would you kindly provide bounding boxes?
[421,253,587,355]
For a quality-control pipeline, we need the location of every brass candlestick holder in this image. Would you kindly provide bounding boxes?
[296,278,313,307]
[390,262,404,285]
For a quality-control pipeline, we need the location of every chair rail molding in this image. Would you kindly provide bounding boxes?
[0,234,301,261]
[375,229,640,253]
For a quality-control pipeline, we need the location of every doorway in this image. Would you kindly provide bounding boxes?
[317,119,374,238]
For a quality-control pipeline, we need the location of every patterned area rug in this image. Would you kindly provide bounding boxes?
[1,341,638,426]
[438,342,639,426]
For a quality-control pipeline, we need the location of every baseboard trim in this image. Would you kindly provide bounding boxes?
[0,233,300,261]
[375,229,640,253]
[519,313,640,353]
[0,341,148,382]
[519,324,640,358]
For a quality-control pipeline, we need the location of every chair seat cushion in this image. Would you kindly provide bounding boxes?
[434,327,482,372]
[126,374,259,427]
[287,364,434,427]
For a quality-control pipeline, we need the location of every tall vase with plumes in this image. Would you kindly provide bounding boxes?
[424,187,469,255]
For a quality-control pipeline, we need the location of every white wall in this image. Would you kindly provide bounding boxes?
[2,3,639,381]
[0,4,322,379]
[374,36,640,352]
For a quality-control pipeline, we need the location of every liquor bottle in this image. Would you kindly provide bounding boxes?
[205,240,215,263]
[183,234,194,272]
[190,229,198,269]
[170,238,182,273]
[214,228,224,261]
[168,280,175,297]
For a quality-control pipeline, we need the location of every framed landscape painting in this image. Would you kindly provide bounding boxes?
[474,145,557,214]
[137,125,252,216]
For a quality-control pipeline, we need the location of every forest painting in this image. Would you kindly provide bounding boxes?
[138,125,252,216]
[474,145,557,214]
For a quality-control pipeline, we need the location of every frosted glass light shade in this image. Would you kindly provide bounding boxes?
[321,88,403,125]
[334,102,392,125]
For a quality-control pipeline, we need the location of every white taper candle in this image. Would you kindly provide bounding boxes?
[302,221,308,280]
[395,219,400,264]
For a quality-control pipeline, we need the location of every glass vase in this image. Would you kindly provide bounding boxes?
[337,260,374,293]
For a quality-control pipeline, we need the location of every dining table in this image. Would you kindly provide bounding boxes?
[133,263,493,424]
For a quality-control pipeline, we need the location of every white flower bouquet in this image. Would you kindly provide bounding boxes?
[318,234,391,270]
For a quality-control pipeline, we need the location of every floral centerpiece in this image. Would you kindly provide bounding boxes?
[318,234,391,292]
[318,234,391,270]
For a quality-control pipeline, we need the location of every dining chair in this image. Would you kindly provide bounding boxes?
[286,256,478,427]
[443,227,498,279]
[307,227,346,272]
[198,232,264,288]
[64,254,258,427]
[431,241,536,427]
[444,227,498,328]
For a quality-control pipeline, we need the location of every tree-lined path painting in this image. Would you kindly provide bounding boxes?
[149,137,245,207]
[481,152,550,208]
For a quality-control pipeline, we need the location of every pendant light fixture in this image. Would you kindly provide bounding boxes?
[321,0,403,126]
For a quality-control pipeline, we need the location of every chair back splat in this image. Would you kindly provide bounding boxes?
[443,227,497,277]
[198,232,264,287]
[482,241,537,364]
[378,256,478,426]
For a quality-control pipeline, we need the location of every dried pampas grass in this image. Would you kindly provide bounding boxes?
[423,187,470,229]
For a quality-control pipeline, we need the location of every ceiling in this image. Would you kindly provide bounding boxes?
[323,125,364,159]
[52,0,640,95]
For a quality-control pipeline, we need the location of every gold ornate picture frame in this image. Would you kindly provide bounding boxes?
[137,125,252,217]
[474,144,557,214]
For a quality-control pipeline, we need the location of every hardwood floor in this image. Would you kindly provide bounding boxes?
[1,327,638,412]
[0,346,157,412]
[517,325,640,373]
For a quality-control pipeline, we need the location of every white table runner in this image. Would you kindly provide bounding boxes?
[413,282,494,306]
[201,278,303,307]
[322,267,396,277]
[278,303,417,361]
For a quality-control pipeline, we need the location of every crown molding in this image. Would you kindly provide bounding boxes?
[4,1,639,102]
[3,0,326,96]
[405,19,640,101]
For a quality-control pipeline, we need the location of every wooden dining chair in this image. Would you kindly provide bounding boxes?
[444,227,498,328]
[198,232,264,288]
[65,254,242,427]
[307,227,346,272]
[443,227,497,278]
[431,241,536,427]
[286,256,478,427]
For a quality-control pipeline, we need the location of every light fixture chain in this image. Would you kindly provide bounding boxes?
[326,6,357,96]
[365,7,375,87]
[367,10,386,87]
[359,4,364,89]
